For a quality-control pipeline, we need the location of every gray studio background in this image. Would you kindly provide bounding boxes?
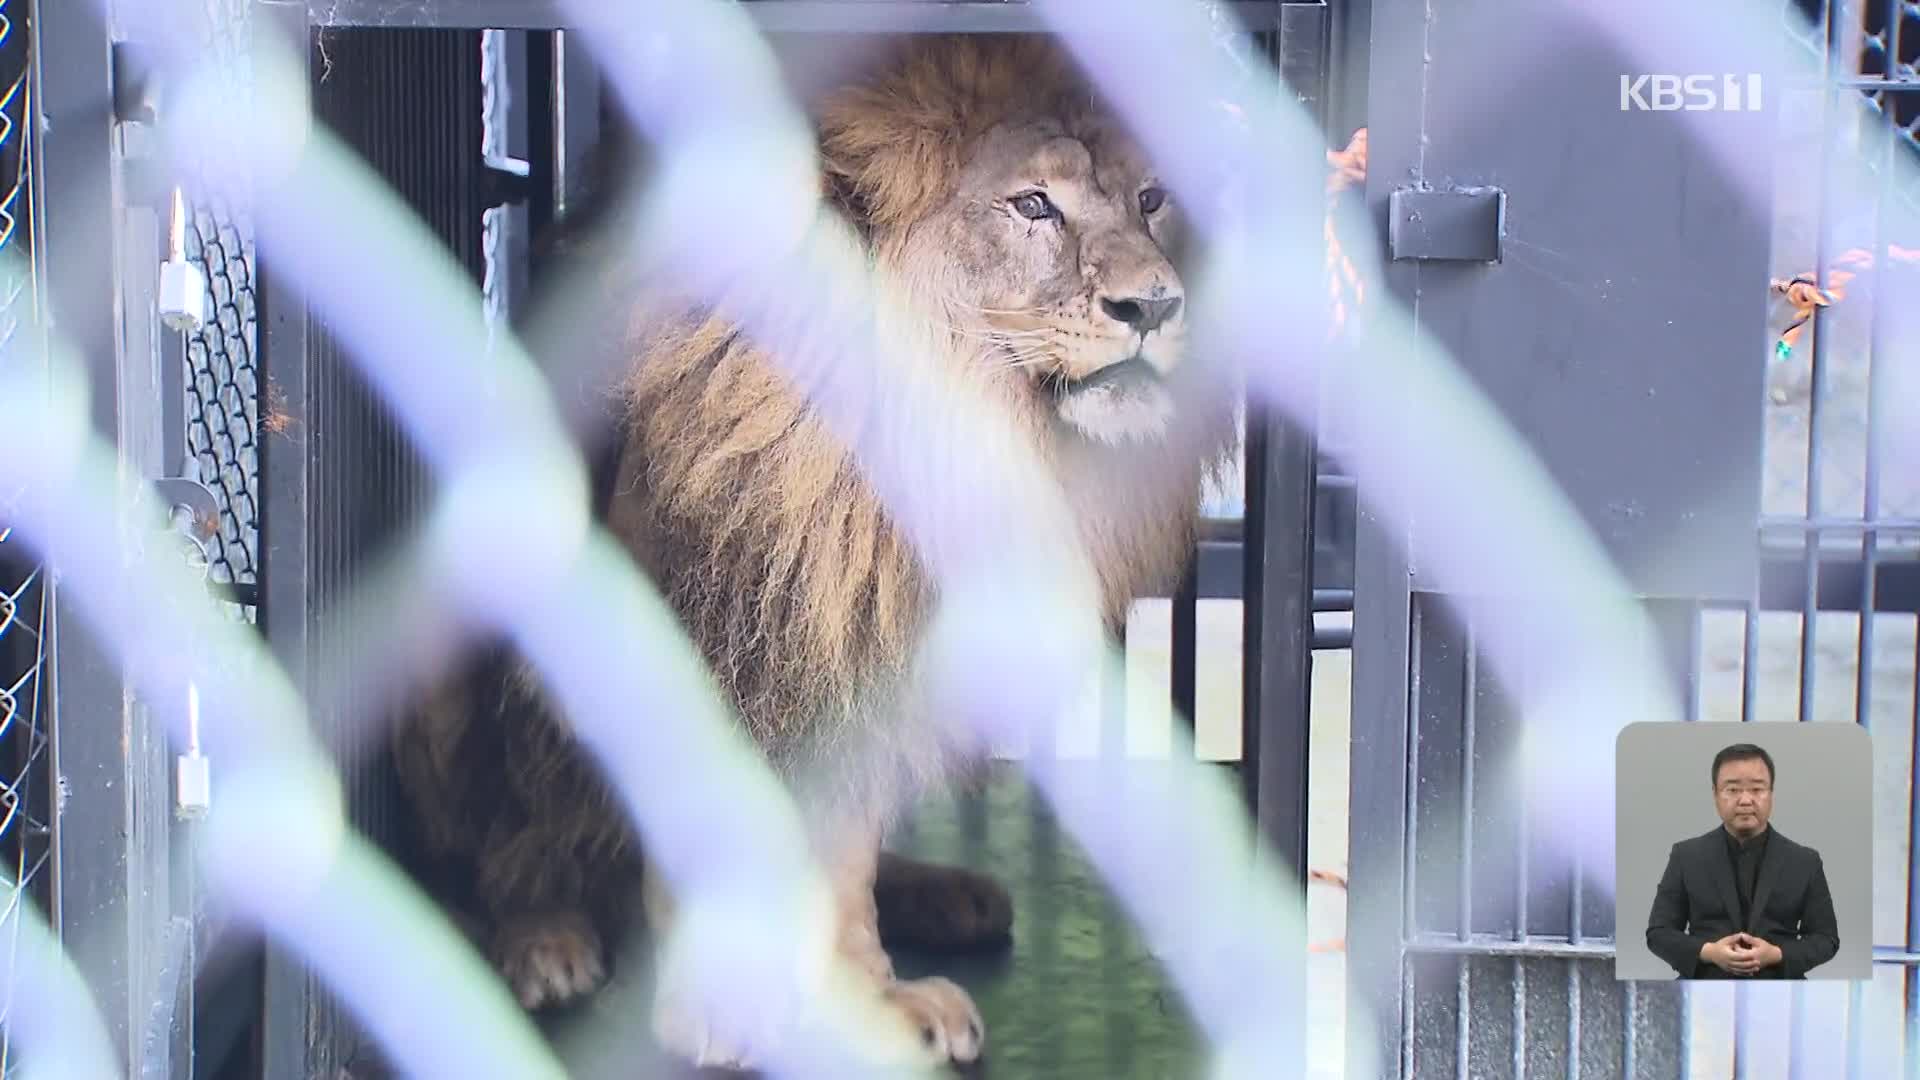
[1613,721,1874,981]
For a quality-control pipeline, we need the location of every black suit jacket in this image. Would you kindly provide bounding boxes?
[1644,825,1840,979]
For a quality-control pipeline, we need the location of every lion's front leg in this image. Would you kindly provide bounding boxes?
[645,837,985,1071]
[827,843,986,1065]
[475,824,615,1012]
[874,850,1014,954]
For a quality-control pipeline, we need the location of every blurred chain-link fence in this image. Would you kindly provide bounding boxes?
[0,0,54,1073]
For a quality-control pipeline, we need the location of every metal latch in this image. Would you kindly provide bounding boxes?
[111,40,160,126]
[1388,187,1507,263]
[155,477,220,819]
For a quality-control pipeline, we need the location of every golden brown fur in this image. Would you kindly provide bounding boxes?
[391,33,1241,1059]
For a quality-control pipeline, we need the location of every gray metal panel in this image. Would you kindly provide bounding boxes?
[1364,0,1772,602]
[1345,503,1416,1079]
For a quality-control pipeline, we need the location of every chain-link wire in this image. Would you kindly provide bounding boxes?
[181,0,259,613]
[0,538,51,1080]
[0,0,54,1074]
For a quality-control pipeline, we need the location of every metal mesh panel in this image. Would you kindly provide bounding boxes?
[182,0,260,613]
[0,0,52,1073]
[184,206,259,601]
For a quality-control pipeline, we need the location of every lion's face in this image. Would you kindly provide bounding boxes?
[930,115,1190,446]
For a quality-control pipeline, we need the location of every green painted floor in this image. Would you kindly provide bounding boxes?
[884,766,1209,1079]
[544,763,1209,1080]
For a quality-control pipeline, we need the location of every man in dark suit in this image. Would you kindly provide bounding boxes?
[1644,742,1840,979]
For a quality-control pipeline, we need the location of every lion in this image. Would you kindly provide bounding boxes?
[391,33,1241,1070]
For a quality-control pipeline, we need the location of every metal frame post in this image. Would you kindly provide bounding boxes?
[35,0,185,1072]
[252,3,316,1076]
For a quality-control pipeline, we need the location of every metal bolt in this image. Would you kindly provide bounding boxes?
[158,187,209,333]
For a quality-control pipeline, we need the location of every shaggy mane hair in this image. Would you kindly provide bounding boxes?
[601,36,1230,826]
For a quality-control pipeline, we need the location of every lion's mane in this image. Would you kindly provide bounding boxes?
[394,35,1238,920]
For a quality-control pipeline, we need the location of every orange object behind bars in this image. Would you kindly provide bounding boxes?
[1771,244,1920,360]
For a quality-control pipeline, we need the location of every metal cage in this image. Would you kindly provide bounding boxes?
[14,0,1919,1077]
[240,1,1344,1075]
[1347,0,1920,1077]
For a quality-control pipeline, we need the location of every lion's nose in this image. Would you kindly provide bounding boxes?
[1099,294,1183,334]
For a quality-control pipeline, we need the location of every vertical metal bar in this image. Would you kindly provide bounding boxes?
[1516,601,1532,1080]
[117,107,194,1080]
[1458,612,1476,946]
[1238,51,1324,1080]
[253,6,314,1077]
[1651,597,1702,1076]
[1323,0,1371,163]
[1789,983,1808,1080]
[34,0,152,1070]
[1453,612,1475,1080]
[1100,621,1126,757]
[1566,959,1582,1080]
[1512,955,1527,1078]
[1853,17,1899,1075]
[1800,0,1848,732]
[488,28,531,327]
[1795,12,1847,1075]
[1344,0,1416,1067]
[552,28,602,222]
[1567,891,1584,1079]
[1684,601,1703,724]
[1735,981,1751,1080]
[1240,397,1316,866]
[1741,602,1761,724]
[523,29,555,240]
[1569,662,1586,1080]
[1888,0,1909,91]
[1402,599,1425,1076]
[1681,602,1699,1076]
[1244,0,1325,856]
[1171,556,1197,733]
[1909,622,1920,1071]
[1622,983,1638,1080]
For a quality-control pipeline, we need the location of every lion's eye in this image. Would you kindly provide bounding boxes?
[1011,192,1057,221]
[1139,186,1167,215]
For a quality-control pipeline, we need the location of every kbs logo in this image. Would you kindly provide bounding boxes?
[1619,74,1765,112]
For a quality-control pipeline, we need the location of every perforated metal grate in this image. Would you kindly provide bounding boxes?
[180,0,261,612]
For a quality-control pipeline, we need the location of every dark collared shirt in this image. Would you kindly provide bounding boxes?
[1725,825,1769,927]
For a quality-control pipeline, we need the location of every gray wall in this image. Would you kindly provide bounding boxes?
[1613,721,1875,981]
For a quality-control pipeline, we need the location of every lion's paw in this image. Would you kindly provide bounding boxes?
[650,970,984,1072]
[886,975,985,1065]
[494,911,607,1011]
